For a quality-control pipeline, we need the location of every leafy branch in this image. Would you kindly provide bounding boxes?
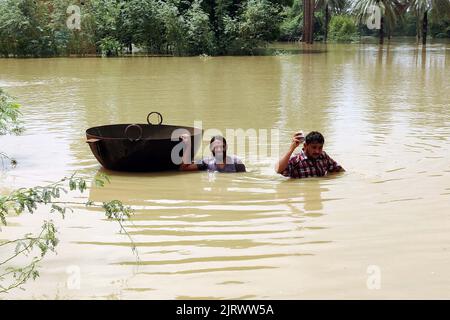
[0,221,56,294]
[0,88,23,169]
[0,173,138,294]
[1,88,137,294]
[0,88,24,136]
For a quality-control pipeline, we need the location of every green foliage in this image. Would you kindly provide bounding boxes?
[240,0,282,41]
[0,221,57,293]
[99,36,122,56]
[235,0,283,53]
[120,0,166,54]
[410,0,450,40]
[0,88,23,136]
[0,0,449,55]
[184,0,216,55]
[0,0,286,57]
[429,17,450,38]
[390,10,418,36]
[351,0,401,35]
[0,88,136,293]
[0,88,23,168]
[214,0,283,55]
[0,0,57,57]
[0,173,136,294]
[316,0,348,13]
[0,173,121,226]
[159,1,187,55]
[328,15,360,41]
[279,0,303,41]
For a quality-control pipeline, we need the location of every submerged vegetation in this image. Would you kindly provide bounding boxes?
[0,0,448,57]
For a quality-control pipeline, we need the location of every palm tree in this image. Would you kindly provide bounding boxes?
[409,0,450,45]
[352,0,403,44]
[316,0,348,42]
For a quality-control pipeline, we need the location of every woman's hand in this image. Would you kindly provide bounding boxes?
[180,133,191,146]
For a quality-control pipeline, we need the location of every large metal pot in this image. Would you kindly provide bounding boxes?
[86,112,203,172]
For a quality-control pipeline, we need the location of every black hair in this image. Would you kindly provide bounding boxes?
[305,131,325,145]
[210,135,227,146]
[210,135,227,156]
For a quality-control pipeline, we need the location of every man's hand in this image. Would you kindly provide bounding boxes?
[290,131,305,151]
[275,131,304,174]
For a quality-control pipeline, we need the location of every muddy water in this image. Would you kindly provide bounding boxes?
[0,42,449,299]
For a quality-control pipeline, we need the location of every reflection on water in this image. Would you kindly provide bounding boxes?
[0,42,449,299]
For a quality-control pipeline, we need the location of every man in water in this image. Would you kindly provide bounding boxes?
[179,134,246,172]
[275,131,344,178]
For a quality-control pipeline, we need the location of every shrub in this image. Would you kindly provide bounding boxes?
[98,36,122,56]
[224,0,282,54]
[184,0,216,55]
[328,15,359,42]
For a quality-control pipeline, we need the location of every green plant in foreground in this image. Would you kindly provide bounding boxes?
[0,88,23,168]
[1,87,137,294]
[0,88,23,136]
[0,172,137,294]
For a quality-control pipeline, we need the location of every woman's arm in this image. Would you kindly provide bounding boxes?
[179,134,200,171]
[235,157,246,172]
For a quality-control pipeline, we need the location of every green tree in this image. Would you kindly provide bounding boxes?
[88,0,122,55]
[184,0,216,55]
[0,0,57,57]
[352,0,403,44]
[429,14,450,38]
[279,0,303,41]
[234,0,283,54]
[328,14,359,41]
[409,0,450,44]
[316,0,348,42]
[0,89,23,137]
[120,0,167,54]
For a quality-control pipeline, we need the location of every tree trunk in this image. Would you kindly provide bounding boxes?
[324,4,329,42]
[302,0,314,44]
[422,10,428,46]
[379,16,384,45]
[308,0,314,44]
[302,0,309,43]
[416,15,421,43]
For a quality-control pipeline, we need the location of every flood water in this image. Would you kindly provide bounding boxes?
[0,41,449,299]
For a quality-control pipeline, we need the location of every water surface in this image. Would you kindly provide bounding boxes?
[0,42,449,299]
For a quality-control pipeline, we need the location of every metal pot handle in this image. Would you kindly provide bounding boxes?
[147,112,163,125]
[125,124,143,141]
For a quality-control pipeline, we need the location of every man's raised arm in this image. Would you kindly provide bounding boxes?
[275,131,304,174]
